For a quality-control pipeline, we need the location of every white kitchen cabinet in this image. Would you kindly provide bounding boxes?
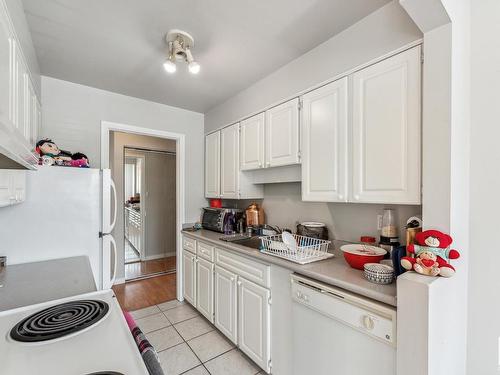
[214,265,238,344]
[196,257,214,323]
[265,98,300,168]
[301,77,348,202]
[182,251,197,306]
[219,123,263,199]
[220,123,239,199]
[240,113,265,171]
[238,277,271,373]
[205,131,221,198]
[0,170,26,207]
[0,13,10,125]
[13,41,27,137]
[351,46,421,204]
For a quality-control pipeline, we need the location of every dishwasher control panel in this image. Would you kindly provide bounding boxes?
[291,274,397,347]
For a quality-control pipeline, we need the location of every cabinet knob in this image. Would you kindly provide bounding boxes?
[338,194,344,200]
[354,195,360,200]
[363,315,375,330]
[230,277,235,282]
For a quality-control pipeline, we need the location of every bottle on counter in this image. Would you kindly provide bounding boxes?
[245,203,265,227]
[379,209,400,257]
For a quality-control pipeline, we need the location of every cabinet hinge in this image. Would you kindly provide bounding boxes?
[298,99,303,111]
[268,296,272,305]
[420,50,424,64]
[268,359,272,371]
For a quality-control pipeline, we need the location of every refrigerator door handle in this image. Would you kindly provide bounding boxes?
[109,177,117,232]
[109,235,117,287]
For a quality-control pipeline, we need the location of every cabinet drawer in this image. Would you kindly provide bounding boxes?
[183,236,197,254]
[198,241,215,262]
[215,248,270,288]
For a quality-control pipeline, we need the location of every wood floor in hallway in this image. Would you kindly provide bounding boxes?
[113,273,177,311]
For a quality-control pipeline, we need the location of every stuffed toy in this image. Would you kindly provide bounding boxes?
[35,139,89,167]
[401,230,460,277]
[35,139,72,165]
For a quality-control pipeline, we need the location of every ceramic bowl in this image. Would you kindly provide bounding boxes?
[363,263,394,284]
[340,244,386,270]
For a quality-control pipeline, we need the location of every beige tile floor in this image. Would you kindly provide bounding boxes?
[131,300,266,375]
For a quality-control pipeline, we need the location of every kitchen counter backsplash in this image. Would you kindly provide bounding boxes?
[219,182,421,244]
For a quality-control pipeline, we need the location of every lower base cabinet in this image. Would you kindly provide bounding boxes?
[238,277,271,373]
[182,251,196,305]
[196,257,214,323]
[214,265,238,344]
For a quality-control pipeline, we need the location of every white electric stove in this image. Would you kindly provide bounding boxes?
[0,289,149,375]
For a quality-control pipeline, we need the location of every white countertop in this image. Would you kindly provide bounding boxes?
[0,256,97,312]
[183,229,397,306]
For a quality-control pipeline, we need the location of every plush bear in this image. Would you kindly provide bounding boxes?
[401,230,460,277]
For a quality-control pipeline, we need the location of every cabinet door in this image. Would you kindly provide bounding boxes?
[220,123,240,199]
[0,171,12,207]
[240,113,265,171]
[182,251,196,305]
[13,42,27,137]
[0,12,10,125]
[214,265,238,344]
[301,77,348,202]
[196,257,214,323]
[351,46,421,204]
[205,131,221,198]
[10,170,25,204]
[238,277,271,373]
[265,98,300,168]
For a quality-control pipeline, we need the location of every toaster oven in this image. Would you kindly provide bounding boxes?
[202,207,242,233]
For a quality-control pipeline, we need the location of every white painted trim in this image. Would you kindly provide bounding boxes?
[100,120,185,302]
[206,39,424,135]
[143,253,176,261]
[113,277,126,285]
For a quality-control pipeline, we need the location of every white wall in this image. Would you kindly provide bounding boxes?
[468,0,500,373]
[227,183,421,242]
[41,76,205,224]
[205,1,422,132]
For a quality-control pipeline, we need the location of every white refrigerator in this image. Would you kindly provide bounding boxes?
[0,166,118,289]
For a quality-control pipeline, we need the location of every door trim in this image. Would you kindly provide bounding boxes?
[100,120,186,301]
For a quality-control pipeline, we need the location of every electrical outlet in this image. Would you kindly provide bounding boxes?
[377,215,383,230]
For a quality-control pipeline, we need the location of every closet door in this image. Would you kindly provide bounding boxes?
[301,77,348,202]
[351,46,421,204]
[240,113,265,171]
[220,123,240,199]
[205,131,220,198]
[265,98,300,168]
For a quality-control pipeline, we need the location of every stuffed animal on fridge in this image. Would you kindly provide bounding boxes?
[35,139,72,165]
[70,152,90,168]
[400,230,460,277]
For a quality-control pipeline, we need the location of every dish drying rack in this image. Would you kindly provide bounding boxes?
[260,234,333,264]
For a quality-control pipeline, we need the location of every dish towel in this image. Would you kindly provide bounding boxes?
[123,310,165,375]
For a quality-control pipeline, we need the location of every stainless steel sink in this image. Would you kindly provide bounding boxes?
[231,236,263,250]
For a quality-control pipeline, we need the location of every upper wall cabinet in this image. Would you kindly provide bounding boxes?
[205,131,220,198]
[0,3,41,170]
[351,46,421,204]
[265,98,300,168]
[205,126,263,200]
[220,123,240,199]
[240,113,265,171]
[301,77,348,202]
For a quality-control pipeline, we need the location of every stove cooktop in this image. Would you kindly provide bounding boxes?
[10,300,109,342]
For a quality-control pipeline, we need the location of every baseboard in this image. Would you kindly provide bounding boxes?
[113,277,126,285]
[144,252,176,261]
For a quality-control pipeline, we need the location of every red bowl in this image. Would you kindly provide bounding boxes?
[210,199,222,208]
[340,244,386,270]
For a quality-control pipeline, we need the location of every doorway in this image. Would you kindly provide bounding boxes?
[101,121,185,302]
[123,146,177,280]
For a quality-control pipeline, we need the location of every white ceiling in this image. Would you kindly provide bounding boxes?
[22,0,390,113]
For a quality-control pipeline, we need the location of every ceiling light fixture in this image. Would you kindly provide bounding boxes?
[164,29,200,75]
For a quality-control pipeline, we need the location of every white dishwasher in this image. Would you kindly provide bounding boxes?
[291,274,396,375]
